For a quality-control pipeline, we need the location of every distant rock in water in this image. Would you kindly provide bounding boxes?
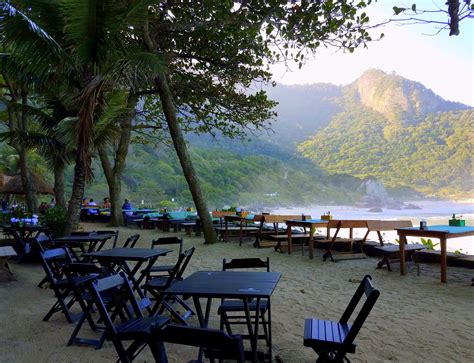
[404,203,422,210]
[357,177,416,211]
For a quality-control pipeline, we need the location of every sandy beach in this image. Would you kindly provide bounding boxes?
[1,224,473,363]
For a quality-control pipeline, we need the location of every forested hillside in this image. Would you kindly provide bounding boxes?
[298,70,473,198]
[84,143,363,209]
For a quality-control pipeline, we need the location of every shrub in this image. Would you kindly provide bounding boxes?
[41,206,67,237]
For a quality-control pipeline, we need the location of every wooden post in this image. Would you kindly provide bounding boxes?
[308,226,315,260]
[399,233,407,276]
[287,225,292,255]
[440,236,447,283]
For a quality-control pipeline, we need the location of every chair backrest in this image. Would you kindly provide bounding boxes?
[151,237,183,256]
[95,230,119,248]
[87,272,143,337]
[39,247,72,284]
[123,233,140,248]
[339,275,380,349]
[151,324,245,362]
[222,257,270,272]
[175,247,195,280]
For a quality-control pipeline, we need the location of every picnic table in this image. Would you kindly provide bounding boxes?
[396,225,474,283]
[165,270,281,362]
[285,219,328,259]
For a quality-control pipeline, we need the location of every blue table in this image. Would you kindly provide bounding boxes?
[396,225,474,282]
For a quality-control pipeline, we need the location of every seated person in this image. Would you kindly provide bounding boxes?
[103,197,111,209]
[122,199,133,216]
[88,198,97,206]
[82,197,88,207]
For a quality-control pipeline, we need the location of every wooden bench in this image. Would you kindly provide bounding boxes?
[373,244,426,272]
[363,220,413,246]
[254,214,310,249]
[365,220,426,272]
[316,220,372,262]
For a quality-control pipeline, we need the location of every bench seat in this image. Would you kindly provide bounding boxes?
[373,243,426,272]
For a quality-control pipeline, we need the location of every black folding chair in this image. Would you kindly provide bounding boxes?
[39,248,97,323]
[96,230,119,248]
[123,234,140,248]
[86,272,169,362]
[151,324,245,363]
[303,275,380,362]
[144,247,195,324]
[146,237,183,281]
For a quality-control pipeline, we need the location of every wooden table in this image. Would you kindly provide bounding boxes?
[285,219,328,259]
[0,246,17,280]
[53,233,116,253]
[396,225,474,283]
[165,271,281,362]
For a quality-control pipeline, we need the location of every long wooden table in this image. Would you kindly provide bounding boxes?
[396,225,474,283]
[285,219,328,259]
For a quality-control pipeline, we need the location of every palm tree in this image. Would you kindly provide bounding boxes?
[1,1,164,232]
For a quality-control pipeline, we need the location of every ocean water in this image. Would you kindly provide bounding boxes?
[270,200,474,254]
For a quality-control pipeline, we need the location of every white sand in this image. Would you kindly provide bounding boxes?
[0,224,473,362]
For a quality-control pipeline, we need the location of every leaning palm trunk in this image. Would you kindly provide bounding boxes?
[155,75,217,244]
[53,165,67,210]
[64,153,86,235]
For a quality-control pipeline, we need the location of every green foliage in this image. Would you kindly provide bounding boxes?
[41,206,67,237]
[420,238,439,250]
[297,71,473,198]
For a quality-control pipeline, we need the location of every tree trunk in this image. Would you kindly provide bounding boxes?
[64,153,86,235]
[18,86,37,213]
[97,96,136,226]
[53,164,67,210]
[155,75,217,244]
[98,145,124,227]
[18,146,38,213]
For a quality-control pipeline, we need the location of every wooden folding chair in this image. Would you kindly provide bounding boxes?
[123,234,140,248]
[146,237,183,281]
[218,258,272,349]
[87,272,169,362]
[304,275,380,362]
[144,247,195,324]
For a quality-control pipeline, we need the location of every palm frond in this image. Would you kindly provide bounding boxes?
[0,1,63,78]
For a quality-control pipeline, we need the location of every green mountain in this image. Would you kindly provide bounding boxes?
[298,70,473,198]
[76,69,473,205]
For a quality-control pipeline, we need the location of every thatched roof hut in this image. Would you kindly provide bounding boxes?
[0,173,53,195]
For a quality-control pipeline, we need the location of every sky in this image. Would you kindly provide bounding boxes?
[270,1,474,106]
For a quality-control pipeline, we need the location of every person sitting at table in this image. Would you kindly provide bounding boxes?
[122,199,133,216]
[82,197,88,207]
[103,197,111,209]
[88,198,97,206]
[38,202,49,215]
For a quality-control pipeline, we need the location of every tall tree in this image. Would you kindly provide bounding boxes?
[140,1,376,243]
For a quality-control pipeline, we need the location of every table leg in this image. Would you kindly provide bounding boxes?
[399,234,407,276]
[308,226,315,260]
[192,296,212,361]
[440,237,447,283]
[287,226,292,255]
[239,220,243,246]
[225,219,229,242]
